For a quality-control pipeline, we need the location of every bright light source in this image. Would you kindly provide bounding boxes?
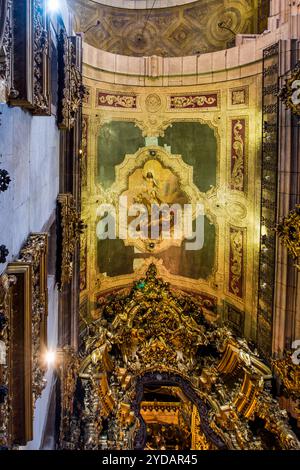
[47,0,60,12]
[45,350,56,367]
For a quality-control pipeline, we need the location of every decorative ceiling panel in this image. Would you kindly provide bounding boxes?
[70,0,265,57]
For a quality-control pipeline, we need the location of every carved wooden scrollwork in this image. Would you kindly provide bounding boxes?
[9,0,50,114]
[276,205,300,271]
[0,0,8,50]
[57,30,84,129]
[19,233,48,401]
[0,0,13,97]
[56,193,84,289]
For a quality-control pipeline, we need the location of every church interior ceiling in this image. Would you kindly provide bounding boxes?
[69,0,266,57]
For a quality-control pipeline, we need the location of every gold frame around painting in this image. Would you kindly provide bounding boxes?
[6,262,33,445]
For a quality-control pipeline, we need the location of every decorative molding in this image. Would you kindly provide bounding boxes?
[257,42,279,360]
[96,91,137,109]
[231,87,248,106]
[170,93,218,109]
[19,233,48,402]
[5,262,33,445]
[145,94,162,113]
[0,272,15,448]
[56,193,84,289]
[224,301,245,336]
[71,0,261,57]
[230,119,245,192]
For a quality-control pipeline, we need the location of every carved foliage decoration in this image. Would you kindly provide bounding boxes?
[57,30,84,129]
[279,62,300,116]
[10,0,50,114]
[272,353,300,401]
[56,193,84,289]
[32,0,50,113]
[170,93,218,109]
[230,119,245,192]
[19,233,48,401]
[229,227,244,298]
[58,346,80,448]
[0,0,13,94]
[97,91,137,109]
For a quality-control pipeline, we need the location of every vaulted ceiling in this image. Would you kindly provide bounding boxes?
[69,0,267,57]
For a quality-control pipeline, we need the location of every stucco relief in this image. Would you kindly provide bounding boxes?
[70,0,262,57]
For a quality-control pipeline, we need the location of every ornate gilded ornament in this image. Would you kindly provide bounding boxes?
[58,29,84,129]
[58,346,81,449]
[231,88,248,106]
[57,193,85,289]
[145,94,161,113]
[0,272,15,448]
[279,63,300,116]
[275,205,300,270]
[0,0,13,97]
[97,91,137,109]
[32,0,50,114]
[59,265,300,450]
[272,353,300,401]
[170,94,217,109]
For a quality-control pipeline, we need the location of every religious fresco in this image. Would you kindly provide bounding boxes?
[95,122,217,279]
[80,74,261,341]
